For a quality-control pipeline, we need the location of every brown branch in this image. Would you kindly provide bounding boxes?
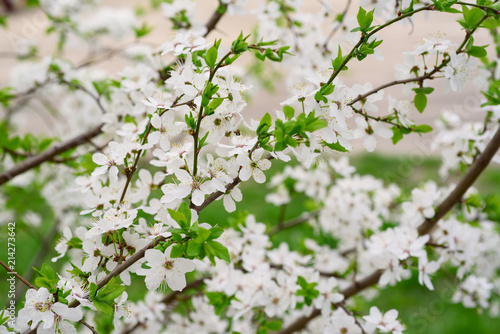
[1,259,99,334]
[0,259,36,289]
[193,176,241,212]
[278,125,500,334]
[269,211,319,235]
[323,0,352,51]
[203,4,228,37]
[418,124,500,235]
[68,236,168,308]
[0,123,103,186]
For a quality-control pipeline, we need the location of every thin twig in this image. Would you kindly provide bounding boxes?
[0,259,36,289]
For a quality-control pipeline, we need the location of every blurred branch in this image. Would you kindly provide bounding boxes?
[269,211,319,235]
[203,4,228,37]
[0,123,103,185]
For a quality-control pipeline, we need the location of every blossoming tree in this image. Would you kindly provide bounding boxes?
[1,0,500,333]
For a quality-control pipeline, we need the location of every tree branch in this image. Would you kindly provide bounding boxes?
[0,123,103,186]
[269,211,319,235]
[278,124,500,334]
[0,259,36,289]
[203,4,228,37]
[68,236,167,308]
[0,259,99,334]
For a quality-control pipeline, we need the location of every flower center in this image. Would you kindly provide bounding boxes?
[163,260,174,269]
[35,302,51,312]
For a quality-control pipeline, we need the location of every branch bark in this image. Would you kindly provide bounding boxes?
[203,4,228,37]
[0,124,103,186]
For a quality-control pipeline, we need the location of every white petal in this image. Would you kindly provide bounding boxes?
[165,272,186,291]
[92,153,108,166]
[257,159,271,171]
[223,195,236,212]
[363,135,377,152]
[192,189,205,206]
[236,153,251,167]
[159,136,171,151]
[251,148,264,161]
[231,187,243,201]
[52,303,83,322]
[174,169,192,183]
[151,114,161,129]
[144,271,163,290]
[252,169,266,183]
[239,166,252,181]
[145,249,165,265]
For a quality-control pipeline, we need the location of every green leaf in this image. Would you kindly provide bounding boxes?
[357,7,367,29]
[93,300,114,317]
[97,277,126,302]
[168,209,188,229]
[413,124,433,133]
[331,45,348,72]
[356,7,374,33]
[266,321,282,331]
[206,45,218,69]
[170,243,186,258]
[231,32,249,54]
[414,91,427,113]
[305,118,327,132]
[467,45,488,58]
[133,22,154,38]
[186,240,202,257]
[89,283,98,301]
[465,7,484,28]
[325,141,348,152]
[206,97,224,115]
[422,87,435,94]
[432,0,459,13]
[0,87,14,107]
[257,112,272,135]
[391,127,403,144]
[209,226,224,239]
[283,105,294,120]
[207,241,230,263]
[204,243,216,265]
[206,291,232,315]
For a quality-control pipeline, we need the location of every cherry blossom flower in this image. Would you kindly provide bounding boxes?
[363,306,405,334]
[137,247,196,291]
[92,142,127,176]
[355,117,393,152]
[160,31,210,56]
[237,149,271,184]
[444,53,477,92]
[325,309,362,334]
[161,170,216,206]
[418,257,440,290]
[16,288,82,332]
